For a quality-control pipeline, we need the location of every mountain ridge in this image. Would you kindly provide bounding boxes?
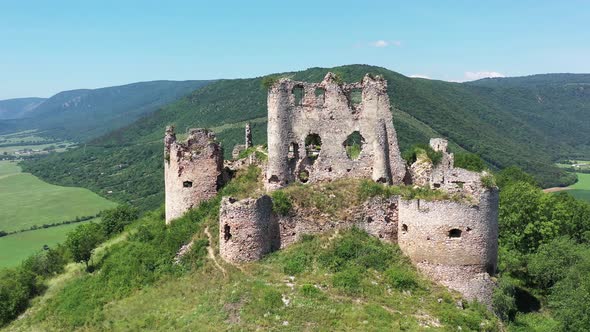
[21,65,590,210]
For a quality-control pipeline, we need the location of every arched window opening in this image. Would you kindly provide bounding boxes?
[304,134,322,161]
[183,181,193,188]
[402,224,408,232]
[343,131,365,160]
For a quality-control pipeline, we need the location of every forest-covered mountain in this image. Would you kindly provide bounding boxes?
[22,65,590,210]
[0,97,46,120]
[0,80,212,141]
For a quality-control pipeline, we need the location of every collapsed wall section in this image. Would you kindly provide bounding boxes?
[164,126,223,223]
[266,72,406,190]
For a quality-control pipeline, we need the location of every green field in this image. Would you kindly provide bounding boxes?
[569,172,590,202]
[0,219,96,267]
[0,160,116,233]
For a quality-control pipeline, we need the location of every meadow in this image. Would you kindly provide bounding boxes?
[568,172,590,202]
[0,219,95,267]
[0,161,115,233]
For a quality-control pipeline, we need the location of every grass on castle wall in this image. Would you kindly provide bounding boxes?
[0,161,116,233]
[0,219,96,268]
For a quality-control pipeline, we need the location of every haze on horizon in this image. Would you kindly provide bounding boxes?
[1,0,589,99]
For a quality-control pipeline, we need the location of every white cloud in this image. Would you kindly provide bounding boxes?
[369,40,401,48]
[409,74,431,79]
[463,71,505,81]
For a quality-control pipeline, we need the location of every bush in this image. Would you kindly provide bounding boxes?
[271,190,292,216]
[100,205,139,237]
[492,276,518,321]
[401,144,442,165]
[65,222,105,268]
[282,251,310,275]
[332,266,364,294]
[385,267,419,290]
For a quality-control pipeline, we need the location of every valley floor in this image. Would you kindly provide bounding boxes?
[0,160,116,267]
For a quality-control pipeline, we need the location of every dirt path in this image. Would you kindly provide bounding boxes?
[543,187,572,193]
[204,226,227,277]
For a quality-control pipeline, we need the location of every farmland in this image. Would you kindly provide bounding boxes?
[0,219,96,267]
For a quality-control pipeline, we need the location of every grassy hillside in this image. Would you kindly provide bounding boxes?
[0,161,116,233]
[0,98,46,120]
[22,65,589,210]
[0,80,212,142]
[4,205,499,331]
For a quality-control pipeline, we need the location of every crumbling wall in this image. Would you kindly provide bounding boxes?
[266,73,406,190]
[355,196,398,243]
[164,127,223,223]
[397,189,499,305]
[219,195,277,263]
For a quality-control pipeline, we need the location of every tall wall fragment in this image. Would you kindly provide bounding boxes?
[266,72,406,190]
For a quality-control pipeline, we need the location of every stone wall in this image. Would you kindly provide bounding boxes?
[219,195,278,263]
[397,189,499,304]
[266,73,406,190]
[164,127,223,223]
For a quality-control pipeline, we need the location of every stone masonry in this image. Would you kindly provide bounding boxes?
[164,126,223,223]
[164,73,499,305]
[266,73,406,190]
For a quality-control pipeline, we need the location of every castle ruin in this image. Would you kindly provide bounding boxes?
[164,73,499,306]
[164,127,223,223]
[266,73,406,190]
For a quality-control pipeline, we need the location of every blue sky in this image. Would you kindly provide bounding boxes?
[1,0,589,99]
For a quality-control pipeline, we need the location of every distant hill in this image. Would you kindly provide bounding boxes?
[0,80,212,141]
[0,97,46,120]
[22,65,590,209]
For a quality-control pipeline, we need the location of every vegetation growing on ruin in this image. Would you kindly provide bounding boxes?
[402,143,443,165]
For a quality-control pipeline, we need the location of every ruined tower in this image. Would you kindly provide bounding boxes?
[164,127,223,223]
[265,73,406,190]
[400,139,499,305]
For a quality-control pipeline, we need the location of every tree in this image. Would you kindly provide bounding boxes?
[65,223,104,268]
[100,205,139,237]
[496,166,537,188]
[454,153,486,172]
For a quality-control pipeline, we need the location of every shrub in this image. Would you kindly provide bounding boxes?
[65,222,105,268]
[271,190,292,216]
[282,251,310,275]
[300,284,321,297]
[385,267,419,290]
[492,276,517,321]
[332,266,364,294]
[401,144,442,165]
[481,173,497,188]
[261,75,279,90]
[100,205,139,237]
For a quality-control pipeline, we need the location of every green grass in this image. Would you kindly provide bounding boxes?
[0,161,116,233]
[0,219,96,268]
[568,173,590,202]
